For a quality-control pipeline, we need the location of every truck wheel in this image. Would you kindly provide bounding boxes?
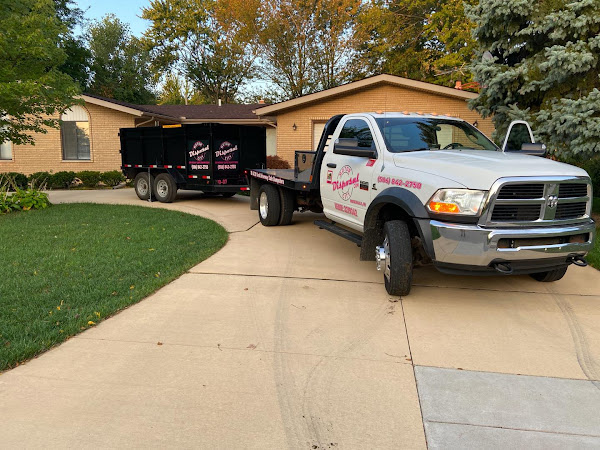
[258,184,281,226]
[530,266,568,282]
[278,187,295,225]
[154,173,178,203]
[134,172,154,201]
[377,220,413,296]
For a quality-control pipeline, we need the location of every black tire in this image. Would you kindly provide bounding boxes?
[153,173,178,203]
[221,192,236,198]
[382,220,413,296]
[258,184,281,226]
[530,266,568,282]
[278,187,295,225]
[134,172,154,201]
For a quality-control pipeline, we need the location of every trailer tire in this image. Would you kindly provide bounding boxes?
[134,172,155,201]
[278,188,295,225]
[529,266,568,282]
[258,184,281,226]
[154,173,178,203]
[380,220,413,296]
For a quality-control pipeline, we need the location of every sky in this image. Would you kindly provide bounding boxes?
[75,0,151,36]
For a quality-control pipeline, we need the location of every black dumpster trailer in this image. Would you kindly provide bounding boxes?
[120,123,266,202]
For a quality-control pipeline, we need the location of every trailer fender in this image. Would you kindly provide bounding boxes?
[360,187,433,261]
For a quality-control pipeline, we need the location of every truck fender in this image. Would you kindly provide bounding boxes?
[360,187,434,261]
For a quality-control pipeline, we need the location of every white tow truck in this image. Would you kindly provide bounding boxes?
[248,113,596,296]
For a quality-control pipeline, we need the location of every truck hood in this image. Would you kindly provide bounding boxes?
[392,150,589,190]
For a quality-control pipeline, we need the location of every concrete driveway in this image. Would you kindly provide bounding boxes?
[1,189,599,448]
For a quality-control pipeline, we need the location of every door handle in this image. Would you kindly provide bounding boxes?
[327,163,337,168]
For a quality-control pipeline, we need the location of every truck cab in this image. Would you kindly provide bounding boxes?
[249,113,596,296]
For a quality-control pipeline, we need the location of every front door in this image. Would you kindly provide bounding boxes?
[321,117,379,230]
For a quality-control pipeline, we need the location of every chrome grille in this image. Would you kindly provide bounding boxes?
[497,184,544,199]
[485,177,590,226]
[559,183,587,198]
[491,205,541,221]
[555,202,587,219]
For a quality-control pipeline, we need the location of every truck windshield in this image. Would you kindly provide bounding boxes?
[375,118,498,153]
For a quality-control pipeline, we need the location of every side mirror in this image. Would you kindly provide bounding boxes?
[502,120,535,153]
[333,138,376,158]
[520,142,547,157]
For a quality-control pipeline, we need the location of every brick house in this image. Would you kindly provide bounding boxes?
[253,74,494,164]
[0,74,493,175]
[0,94,273,175]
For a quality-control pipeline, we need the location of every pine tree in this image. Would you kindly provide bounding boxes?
[467,0,600,156]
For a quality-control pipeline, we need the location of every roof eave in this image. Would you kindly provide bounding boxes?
[254,74,478,116]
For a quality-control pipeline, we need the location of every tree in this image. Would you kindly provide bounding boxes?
[355,0,477,86]
[87,15,156,104]
[54,0,91,89]
[0,0,80,146]
[142,0,255,104]
[467,0,600,156]
[224,0,361,99]
[158,73,207,105]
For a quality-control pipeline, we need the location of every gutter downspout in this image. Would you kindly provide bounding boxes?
[136,116,156,128]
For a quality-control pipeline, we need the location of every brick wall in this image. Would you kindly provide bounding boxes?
[0,103,136,175]
[274,84,495,163]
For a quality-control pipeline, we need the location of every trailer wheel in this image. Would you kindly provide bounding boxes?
[258,184,281,226]
[530,266,568,282]
[376,220,413,296]
[134,172,154,201]
[153,173,178,203]
[278,188,295,225]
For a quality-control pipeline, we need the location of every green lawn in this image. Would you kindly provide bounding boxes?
[0,203,228,371]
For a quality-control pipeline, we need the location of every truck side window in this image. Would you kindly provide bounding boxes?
[339,119,374,148]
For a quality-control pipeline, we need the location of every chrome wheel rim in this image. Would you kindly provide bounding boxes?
[383,235,391,281]
[157,179,168,197]
[259,191,268,219]
[138,178,148,196]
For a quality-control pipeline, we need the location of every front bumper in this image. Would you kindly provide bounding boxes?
[426,219,596,273]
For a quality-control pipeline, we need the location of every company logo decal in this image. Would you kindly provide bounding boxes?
[327,170,333,184]
[360,181,369,191]
[215,141,238,161]
[332,165,359,200]
[189,141,209,161]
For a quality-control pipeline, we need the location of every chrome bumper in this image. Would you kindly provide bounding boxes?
[429,219,596,267]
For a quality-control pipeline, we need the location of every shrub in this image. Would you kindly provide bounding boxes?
[8,189,50,211]
[0,174,50,214]
[76,171,102,188]
[50,171,76,189]
[558,155,600,197]
[3,172,28,189]
[29,171,52,188]
[266,155,291,169]
[100,170,125,187]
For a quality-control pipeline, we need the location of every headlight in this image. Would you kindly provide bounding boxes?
[427,189,487,216]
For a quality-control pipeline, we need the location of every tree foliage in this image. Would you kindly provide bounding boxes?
[223,0,360,99]
[87,15,156,104]
[468,0,600,156]
[158,73,207,105]
[54,0,91,89]
[142,0,254,104]
[355,0,477,85]
[0,0,80,146]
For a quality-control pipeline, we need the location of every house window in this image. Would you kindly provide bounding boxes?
[0,140,12,160]
[61,105,90,160]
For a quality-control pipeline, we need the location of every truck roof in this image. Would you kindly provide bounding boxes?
[348,112,464,121]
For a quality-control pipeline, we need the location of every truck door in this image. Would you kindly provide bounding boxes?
[321,117,379,230]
